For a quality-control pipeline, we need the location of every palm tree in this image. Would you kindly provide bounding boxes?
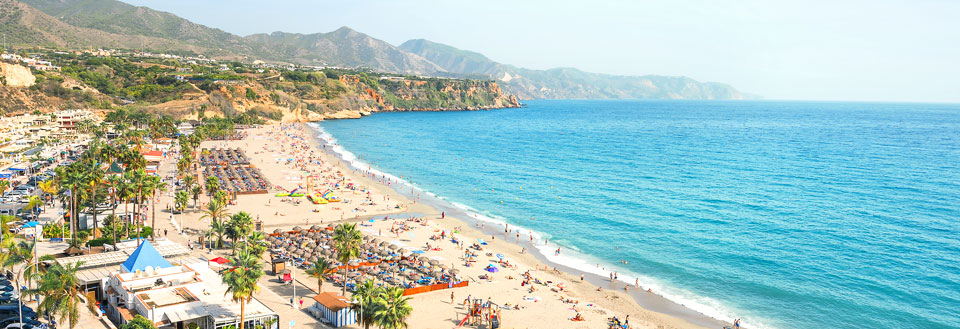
[3,240,39,297]
[118,172,136,240]
[147,175,167,241]
[38,180,58,206]
[58,166,89,243]
[246,231,268,258]
[84,161,106,238]
[221,251,264,329]
[0,180,10,196]
[371,286,413,329]
[305,259,335,293]
[352,279,382,329]
[191,185,203,209]
[227,212,254,255]
[128,169,150,245]
[333,223,362,296]
[32,261,84,329]
[205,176,220,203]
[201,200,230,249]
[105,175,124,245]
[174,190,189,214]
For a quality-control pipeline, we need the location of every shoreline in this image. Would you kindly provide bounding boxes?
[304,122,731,329]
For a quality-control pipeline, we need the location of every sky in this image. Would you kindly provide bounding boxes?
[121,0,960,102]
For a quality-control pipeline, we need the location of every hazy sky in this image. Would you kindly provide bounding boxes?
[121,0,960,102]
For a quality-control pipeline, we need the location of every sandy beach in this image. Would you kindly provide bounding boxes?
[163,123,721,329]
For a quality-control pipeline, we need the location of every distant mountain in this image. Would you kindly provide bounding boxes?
[0,0,212,53]
[8,0,750,100]
[400,39,746,100]
[243,28,444,74]
[20,0,246,54]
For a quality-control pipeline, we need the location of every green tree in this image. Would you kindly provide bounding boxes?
[227,212,254,255]
[32,261,84,329]
[201,200,230,249]
[333,223,362,296]
[221,251,264,329]
[305,258,335,293]
[147,175,167,241]
[352,279,381,329]
[191,185,203,209]
[175,190,189,213]
[120,315,158,329]
[371,286,413,329]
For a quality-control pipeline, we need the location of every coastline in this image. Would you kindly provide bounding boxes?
[304,121,731,329]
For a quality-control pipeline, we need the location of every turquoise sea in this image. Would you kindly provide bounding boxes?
[313,100,960,329]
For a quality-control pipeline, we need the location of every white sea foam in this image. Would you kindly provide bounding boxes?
[308,122,771,329]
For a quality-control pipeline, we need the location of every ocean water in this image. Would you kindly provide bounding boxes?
[314,100,960,329]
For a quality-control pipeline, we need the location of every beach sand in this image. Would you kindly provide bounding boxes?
[166,124,719,329]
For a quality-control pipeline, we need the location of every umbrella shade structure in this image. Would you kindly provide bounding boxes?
[286,246,298,252]
[419,257,430,263]
[496,254,505,259]
[379,263,391,269]
[486,266,499,273]
[449,269,459,275]
[379,241,389,247]
[388,244,399,250]
[310,225,321,230]
[428,260,440,266]
[293,226,302,231]
[308,256,318,262]
[209,257,231,265]
[273,229,283,234]
[279,269,292,275]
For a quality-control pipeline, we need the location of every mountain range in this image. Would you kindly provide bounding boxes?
[3,0,751,100]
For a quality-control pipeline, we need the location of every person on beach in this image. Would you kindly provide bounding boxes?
[450,291,455,304]
[580,273,584,281]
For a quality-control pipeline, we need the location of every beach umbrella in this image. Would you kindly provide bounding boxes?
[449,269,459,275]
[308,256,318,262]
[293,226,302,231]
[388,245,398,250]
[486,266,499,273]
[419,257,429,263]
[429,260,440,266]
[286,246,297,252]
[310,225,321,230]
[379,263,390,269]
[273,229,283,234]
[496,253,505,259]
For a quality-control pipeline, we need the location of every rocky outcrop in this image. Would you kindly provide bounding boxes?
[323,110,363,120]
[0,63,36,87]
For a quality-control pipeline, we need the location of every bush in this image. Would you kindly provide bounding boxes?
[86,237,113,247]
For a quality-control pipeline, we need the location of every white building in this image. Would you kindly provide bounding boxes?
[97,241,279,329]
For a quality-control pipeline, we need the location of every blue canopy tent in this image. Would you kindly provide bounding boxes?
[21,221,39,228]
[122,241,173,273]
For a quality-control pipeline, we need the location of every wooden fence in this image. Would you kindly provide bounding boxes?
[402,281,468,296]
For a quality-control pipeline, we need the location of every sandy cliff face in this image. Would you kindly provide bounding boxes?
[0,63,37,87]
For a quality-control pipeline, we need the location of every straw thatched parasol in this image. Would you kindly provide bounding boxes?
[388,245,398,250]
[273,229,283,234]
[449,269,459,275]
[286,245,297,252]
[293,226,302,231]
[428,260,440,266]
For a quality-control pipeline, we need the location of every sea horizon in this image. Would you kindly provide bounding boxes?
[314,99,960,329]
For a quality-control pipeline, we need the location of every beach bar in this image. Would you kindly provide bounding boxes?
[310,292,356,327]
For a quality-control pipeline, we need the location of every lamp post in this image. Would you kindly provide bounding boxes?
[290,259,296,308]
[352,297,362,328]
[14,264,29,328]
